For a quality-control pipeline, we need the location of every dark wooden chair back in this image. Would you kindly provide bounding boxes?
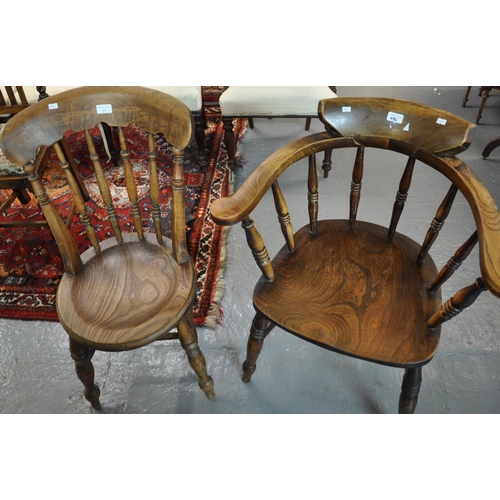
[0,86,46,121]
[211,97,500,413]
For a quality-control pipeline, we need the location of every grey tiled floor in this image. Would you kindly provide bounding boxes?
[1,86,500,414]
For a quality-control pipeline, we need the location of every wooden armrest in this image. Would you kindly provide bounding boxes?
[211,132,343,226]
[424,154,500,298]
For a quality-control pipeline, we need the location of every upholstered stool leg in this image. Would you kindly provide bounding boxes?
[223,116,237,170]
[193,113,208,170]
[242,312,274,383]
[398,367,422,414]
[177,309,216,400]
[462,86,471,107]
[476,88,491,124]
[69,338,101,409]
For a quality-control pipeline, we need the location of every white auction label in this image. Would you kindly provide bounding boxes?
[96,104,113,114]
[436,118,447,125]
[48,103,58,110]
[387,111,404,124]
[342,106,352,112]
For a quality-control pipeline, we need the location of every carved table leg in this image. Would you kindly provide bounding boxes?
[69,337,101,409]
[398,367,422,414]
[242,311,274,383]
[178,309,215,400]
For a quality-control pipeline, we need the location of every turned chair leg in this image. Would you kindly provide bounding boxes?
[398,367,422,414]
[476,87,492,124]
[193,112,208,171]
[69,337,101,409]
[177,309,215,400]
[462,86,471,107]
[242,311,274,383]
[222,116,237,170]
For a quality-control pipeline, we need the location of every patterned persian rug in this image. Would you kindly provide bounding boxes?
[0,95,244,327]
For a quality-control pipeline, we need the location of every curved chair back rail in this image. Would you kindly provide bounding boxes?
[211,97,500,413]
[1,86,194,166]
[0,86,215,409]
[319,97,476,157]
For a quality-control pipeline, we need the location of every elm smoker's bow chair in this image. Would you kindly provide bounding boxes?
[462,86,500,124]
[211,97,500,414]
[220,86,338,170]
[0,86,215,409]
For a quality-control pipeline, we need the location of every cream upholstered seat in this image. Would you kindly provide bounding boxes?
[219,86,337,169]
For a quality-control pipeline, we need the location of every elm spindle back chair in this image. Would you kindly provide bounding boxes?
[1,86,215,409]
[211,97,500,413]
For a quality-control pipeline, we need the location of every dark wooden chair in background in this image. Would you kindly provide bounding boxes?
[219,86,338,170]
[0,86,47,122]
[1,86,215,409]
[462,86,500,124]
[1,86,86,232]
[211,97,500,414]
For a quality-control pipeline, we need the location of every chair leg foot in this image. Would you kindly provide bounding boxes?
[398,367,422,414]
[178,310,216,400]
[69,338,101,410]
[242,312,274,383]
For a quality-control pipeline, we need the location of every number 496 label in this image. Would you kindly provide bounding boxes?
[387,111,404,124]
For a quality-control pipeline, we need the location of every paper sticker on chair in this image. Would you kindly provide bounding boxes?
[387,112,404,124]
[436,118,447,126]
[48,103,58,110]
[96,104,113,114]
[342,106,351,112]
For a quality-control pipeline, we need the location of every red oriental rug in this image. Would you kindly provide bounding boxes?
[0,95,244,327]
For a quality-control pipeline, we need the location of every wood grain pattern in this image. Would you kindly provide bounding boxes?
[57,233,196,351]
[253,220,441,367]
[319,97,476,156]
[1,86,194,166]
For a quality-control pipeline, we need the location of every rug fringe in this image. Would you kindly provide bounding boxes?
[201,120,247,328]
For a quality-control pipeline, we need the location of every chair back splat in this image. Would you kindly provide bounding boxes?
[211,96,500,414]
[0,86,215,409]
